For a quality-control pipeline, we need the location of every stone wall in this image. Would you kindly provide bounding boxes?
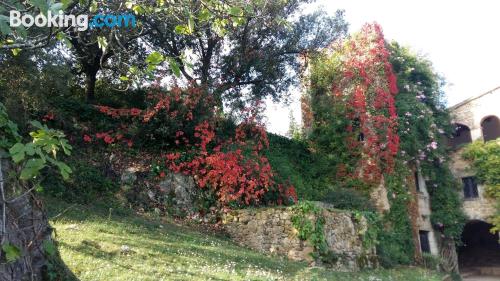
[222,204,377,271]
[449,88,499,221]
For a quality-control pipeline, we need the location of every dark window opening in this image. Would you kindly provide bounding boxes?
[358,132,364,141]
[481,116,500,142]
[462,177,478,199]
[425,180,437,193]
[419,230,431,253]
[414,171,420,192]
[450,123,472,149]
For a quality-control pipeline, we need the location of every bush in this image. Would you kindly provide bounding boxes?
[42,157,118,203]
[422,253,441,270]
[377,232,413,268]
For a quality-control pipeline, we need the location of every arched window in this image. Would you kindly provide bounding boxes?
[481,116,500,142]
[451,123,472,149]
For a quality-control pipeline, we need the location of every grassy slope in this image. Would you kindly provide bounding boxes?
[46,199,442,281]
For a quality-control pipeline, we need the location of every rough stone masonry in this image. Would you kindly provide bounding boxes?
[222,203,378,271]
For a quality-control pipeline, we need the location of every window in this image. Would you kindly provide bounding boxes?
[358,132,365,142]
[414,171,420,192]
[425,180,436,192]
[481,116,500,142]
[450,123,472,149]
[462,177,478,199]
[419,231,431,253]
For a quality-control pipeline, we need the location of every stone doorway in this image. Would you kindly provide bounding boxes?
[459,220,500,270]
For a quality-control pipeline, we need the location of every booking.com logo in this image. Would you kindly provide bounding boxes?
[9,11,136,31]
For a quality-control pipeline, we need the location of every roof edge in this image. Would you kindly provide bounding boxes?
[449,85,500,110]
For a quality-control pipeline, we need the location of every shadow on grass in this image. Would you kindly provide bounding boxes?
[45,198,311,279]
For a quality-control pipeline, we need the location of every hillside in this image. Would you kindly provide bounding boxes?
[46,199,442,281]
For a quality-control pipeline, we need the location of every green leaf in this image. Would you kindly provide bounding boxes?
[0,16,11,35]
[188,16,195,33]
[97,37,108,52]
[14,25,28,39]
[9,143,25,163]
[168,58,181,77]
[174,25,188,35]
[89,1,98,13]
[2,243,21,263]
[229,6,242,16]
[132,5,145,15]
[198,8,211,22]
[11,48,21,56]
[24,143,35,156]
[49,2,63,13]
[60,0,72,9]
[145,51,164,65]
[119,76,129,81]
[42,240,56,256]
[20,158,46,180]
[29,0,49,13]
[55,161,72,180]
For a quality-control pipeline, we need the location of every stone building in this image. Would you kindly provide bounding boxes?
[414,170,440,257]
[444,87,500,272]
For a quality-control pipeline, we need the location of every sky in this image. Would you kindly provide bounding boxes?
[265,0,500,136]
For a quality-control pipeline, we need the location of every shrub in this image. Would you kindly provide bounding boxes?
[42,157,118,203]
[422,253,441,270]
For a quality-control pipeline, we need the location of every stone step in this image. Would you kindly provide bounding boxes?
[478,266,500,277]
[461,268,481,278]
[468,267,500,276]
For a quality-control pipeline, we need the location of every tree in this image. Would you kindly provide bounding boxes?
[0,104,73,281]
[142,0,347,110]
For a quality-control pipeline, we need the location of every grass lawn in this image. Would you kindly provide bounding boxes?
[46,199,443,281]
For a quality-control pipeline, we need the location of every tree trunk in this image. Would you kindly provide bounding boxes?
[85,69,98,104]
[0,153,52,281]
[440,237,459,274]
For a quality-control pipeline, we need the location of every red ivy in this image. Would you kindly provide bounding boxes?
[340,23,400,184]
[165,102,297,206]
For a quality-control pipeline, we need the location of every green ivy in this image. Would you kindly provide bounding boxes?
[376,163,415,267]
[290,201,332,262]
[291,201,377,264]
[390,43,466,242]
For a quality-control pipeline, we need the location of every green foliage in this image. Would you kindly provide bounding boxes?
[389,42,452,162]
[42,240,57,257]
[389,43,466,242]
[357,211,381,250]
[422,253,441,270]
[462,140,500,232]
[0,102,21,149]
[0,52,74,130]
[291,201,330,261]
[322,189,375,212]
[425,165,467,240]
[9,121,72,181]
[2,103,73,192]
[42,154,118,204]
[266,133,334,200]
[1,243,21,263]
[377,165,415,267]
[291,202,378,264]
